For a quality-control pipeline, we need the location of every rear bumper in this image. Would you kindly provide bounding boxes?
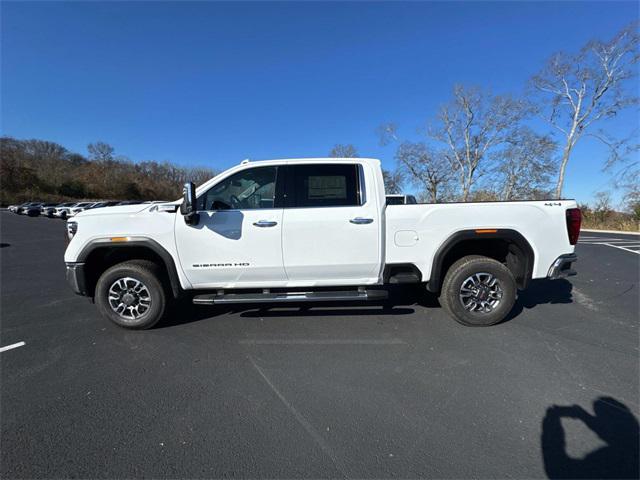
[547,254,577,279]
[65,262,88,296]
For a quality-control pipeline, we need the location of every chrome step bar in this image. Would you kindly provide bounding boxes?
[192,289,388,305]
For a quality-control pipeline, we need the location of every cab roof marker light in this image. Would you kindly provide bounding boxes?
[475,229,498,234]
[110,237,131,242]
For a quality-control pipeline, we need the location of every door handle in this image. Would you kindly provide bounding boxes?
[350,217,374,224]
[253,220,278,227]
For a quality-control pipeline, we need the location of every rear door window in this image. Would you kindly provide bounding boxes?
[288,164,360,208]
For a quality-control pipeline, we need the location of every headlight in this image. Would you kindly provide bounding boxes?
[66,221,78,241]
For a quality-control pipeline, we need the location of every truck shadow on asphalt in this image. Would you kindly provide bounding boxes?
[505,278,574,322]
[541,396,640,479]
[161,301,417,328]
[160,280,573,328]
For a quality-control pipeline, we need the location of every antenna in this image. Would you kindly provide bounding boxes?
[241,159,250,165]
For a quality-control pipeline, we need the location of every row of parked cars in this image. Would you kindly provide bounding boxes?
[7,200,145,219]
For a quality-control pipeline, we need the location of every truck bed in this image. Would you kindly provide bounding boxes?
[384,200,577,281]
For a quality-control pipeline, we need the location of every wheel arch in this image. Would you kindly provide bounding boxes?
[77,239,183,299]
[426,229,534,293]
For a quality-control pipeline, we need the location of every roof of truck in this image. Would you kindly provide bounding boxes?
[238,157,380,165]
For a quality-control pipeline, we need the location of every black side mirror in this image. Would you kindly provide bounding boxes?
[180,182,199,225]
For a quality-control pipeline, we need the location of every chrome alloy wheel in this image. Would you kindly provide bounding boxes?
[459,272,503,313]
[108,277,152,320]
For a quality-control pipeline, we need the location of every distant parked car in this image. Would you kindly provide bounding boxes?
[20,202,43,215]
[15,202,38,214]
[7,203,22,213]
[69,202,98,216]
[54,202,80,219]
[43,202,70,218]
[86,201,120,210]
[38,202,60,217]
[25,203,46,216]
[386,194,418,205]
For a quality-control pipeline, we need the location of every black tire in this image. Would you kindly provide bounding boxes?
[60,211,67,219]
[439,255,516,327]
[95,260,167,329]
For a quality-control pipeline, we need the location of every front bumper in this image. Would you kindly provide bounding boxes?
[65,262,88,296]
[547,254,577,279]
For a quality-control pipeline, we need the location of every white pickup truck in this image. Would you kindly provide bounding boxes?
[64,158,581,329]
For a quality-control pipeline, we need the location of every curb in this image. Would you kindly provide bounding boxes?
[581,228,639,236]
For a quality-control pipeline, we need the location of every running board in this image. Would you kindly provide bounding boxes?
[192,289,388,305]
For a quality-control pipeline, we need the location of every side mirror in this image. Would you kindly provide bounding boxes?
[180,182,199,225]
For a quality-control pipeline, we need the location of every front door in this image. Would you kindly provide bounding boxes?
[174,165,286,288]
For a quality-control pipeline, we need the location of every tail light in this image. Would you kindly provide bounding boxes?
[566,208,581,245]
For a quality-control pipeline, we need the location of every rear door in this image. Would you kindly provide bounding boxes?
[281,162,381,285]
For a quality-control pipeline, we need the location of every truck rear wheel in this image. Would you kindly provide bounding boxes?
[95,260,167,329]
[439,255,516,326]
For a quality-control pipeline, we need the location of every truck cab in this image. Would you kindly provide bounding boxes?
[65,158,580,329]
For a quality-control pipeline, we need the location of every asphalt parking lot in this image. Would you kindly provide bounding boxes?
[1,211,638,479]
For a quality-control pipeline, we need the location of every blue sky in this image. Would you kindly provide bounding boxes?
[2,1,638,204]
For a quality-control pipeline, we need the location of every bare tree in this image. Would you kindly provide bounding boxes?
[87,141,128,195]
[376,123,400,147]
[382,168,404,194]
[187,166,218,187]
[395,142,452,203]
[87,141,115,163]
[494,128,558,200]
[531,22,639,199]
[592,191,614,224]
[22,140,74,187]
[1,135,219,203]
[376,124,452,201]
[430,85,530,201]
[604,134,640,207]
[624,187,640,222]
[329,144,359,158]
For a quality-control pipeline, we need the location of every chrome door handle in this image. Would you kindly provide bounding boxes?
[253,220,278,227]
[350,217,374,224]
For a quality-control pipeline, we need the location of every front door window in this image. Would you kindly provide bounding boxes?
[198,166,277,211]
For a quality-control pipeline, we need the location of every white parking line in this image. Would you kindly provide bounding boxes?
[240,338,406,345]
[579,242,640,247]
[579,236,622,240]
[581,228,640,235]
[0,341,26,353]
[578,239,640,254]
[603,243,640,255]
[579,239,640,244]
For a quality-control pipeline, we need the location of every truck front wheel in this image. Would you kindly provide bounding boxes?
[95,260,167,329]
[439,255,516,326]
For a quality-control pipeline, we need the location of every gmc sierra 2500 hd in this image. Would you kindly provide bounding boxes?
[64,158,580,329]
